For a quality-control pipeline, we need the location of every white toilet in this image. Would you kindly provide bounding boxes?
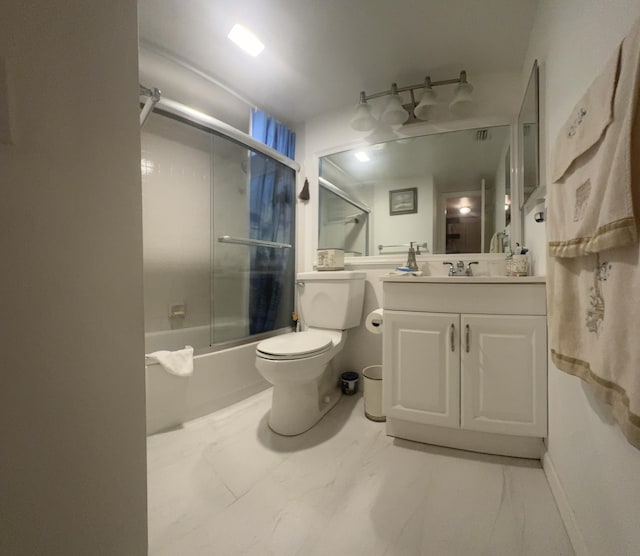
[255,270,365,436]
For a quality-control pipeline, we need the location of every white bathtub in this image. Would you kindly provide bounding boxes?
[144,323,269,435]
[144,319,248,354]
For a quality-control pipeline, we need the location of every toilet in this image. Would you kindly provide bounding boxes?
[255,270,365,436]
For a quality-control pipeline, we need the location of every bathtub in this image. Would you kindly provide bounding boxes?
[144,322,269,435]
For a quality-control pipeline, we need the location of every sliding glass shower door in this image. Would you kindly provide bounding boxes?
[142,111,295,354]
[211,134,295,345]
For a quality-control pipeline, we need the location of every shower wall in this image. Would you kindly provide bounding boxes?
[142,115,212,335]
[141,113,250,350]
[141,110,295,355]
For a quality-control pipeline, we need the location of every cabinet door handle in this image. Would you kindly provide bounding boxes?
[450,323,455,352]
[465,324,470,353]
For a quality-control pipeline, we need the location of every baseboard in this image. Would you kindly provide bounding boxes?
[542,449,589,556]
[386,418,544,459]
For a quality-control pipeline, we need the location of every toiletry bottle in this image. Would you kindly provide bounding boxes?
[406,242,418,271]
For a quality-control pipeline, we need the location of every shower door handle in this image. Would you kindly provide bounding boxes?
[217,235,292,249]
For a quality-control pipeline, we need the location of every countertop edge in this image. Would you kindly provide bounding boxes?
[380,276,546,284]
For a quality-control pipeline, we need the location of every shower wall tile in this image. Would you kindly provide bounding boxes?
[141,114,252,349]
[142,115,211,335]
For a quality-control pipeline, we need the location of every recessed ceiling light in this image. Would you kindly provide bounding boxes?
[354,151,370,162]
[228,24,264,57]
[459,206,471,215]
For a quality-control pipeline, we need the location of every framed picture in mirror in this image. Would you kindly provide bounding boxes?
[389,187,417,215]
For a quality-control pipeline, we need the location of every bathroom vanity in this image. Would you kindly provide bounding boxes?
[382,276,547,458]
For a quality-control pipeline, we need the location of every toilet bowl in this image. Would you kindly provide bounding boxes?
[255,270,365,436]
[256,329,345,435]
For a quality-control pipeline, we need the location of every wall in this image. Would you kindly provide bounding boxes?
[523,2,640,554]
[139,45,251,133]
[0,1,148,554]
[372,176,434,255]
[142,113,253,346]
[142,113,213,335]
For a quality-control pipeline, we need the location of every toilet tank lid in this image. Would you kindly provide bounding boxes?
[297,270,365,280]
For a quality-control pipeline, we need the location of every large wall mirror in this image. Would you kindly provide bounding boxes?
[519,60,540,206]
[319,125,512,256]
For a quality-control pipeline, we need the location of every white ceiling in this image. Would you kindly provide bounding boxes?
[138,0,538,125]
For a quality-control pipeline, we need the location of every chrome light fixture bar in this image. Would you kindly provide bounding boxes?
[350,70,473,131]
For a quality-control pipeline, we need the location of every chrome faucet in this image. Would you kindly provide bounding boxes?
[443,260,479,276]
[466,261,479,276]
[443,261,456,276]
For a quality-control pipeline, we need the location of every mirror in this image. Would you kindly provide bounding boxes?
[519,60,539,206]
[319,125,512,256]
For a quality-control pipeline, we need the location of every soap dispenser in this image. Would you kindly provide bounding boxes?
[406,242,418,271]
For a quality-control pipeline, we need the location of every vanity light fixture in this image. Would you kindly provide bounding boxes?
[349,70,473,131]
[227,24,265,57]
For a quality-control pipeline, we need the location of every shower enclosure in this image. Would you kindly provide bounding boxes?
[318,178,370,256]
[141,97,297,354]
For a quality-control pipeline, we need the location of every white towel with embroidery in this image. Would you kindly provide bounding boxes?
[547,16,640,450]
[548,20,640,258]
[146,345,194,377]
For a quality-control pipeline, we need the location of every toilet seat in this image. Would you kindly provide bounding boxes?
[256,331,333,361]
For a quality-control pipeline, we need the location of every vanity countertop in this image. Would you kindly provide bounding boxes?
[381,275,546,284]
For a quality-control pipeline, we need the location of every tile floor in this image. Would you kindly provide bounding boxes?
[147,389,574,555]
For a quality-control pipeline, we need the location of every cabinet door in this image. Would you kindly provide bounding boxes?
[383,310,460,427]
[461,314,547,437]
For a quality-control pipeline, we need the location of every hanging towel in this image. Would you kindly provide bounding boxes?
[548,247,640,448]
[547,16,640,449]
[146,345,194,377]
[547,25,640,257]
[489,231,504,253]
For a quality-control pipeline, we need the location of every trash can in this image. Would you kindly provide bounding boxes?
[362,365,385,422]
[340,371,359,395]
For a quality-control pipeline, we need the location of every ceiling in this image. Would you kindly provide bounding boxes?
[138,0,538,125]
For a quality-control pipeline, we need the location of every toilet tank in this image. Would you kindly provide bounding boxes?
[297,271,366,329]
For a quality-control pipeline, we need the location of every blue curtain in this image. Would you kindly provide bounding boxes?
[249,109,296,334]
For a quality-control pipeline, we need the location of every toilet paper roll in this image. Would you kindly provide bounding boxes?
[365,308,384,334]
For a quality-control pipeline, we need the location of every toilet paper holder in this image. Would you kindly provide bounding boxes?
[365,308,384,334]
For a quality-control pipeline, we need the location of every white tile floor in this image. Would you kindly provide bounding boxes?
[147,389,574,556]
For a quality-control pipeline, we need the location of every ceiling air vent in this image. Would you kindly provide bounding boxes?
[475,129,489,141]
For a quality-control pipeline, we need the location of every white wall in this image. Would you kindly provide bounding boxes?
[371,176,434,255]
[139,45,251,133]
[142,113,253,347]
[0,1,148,554]
[142,114,212,334]
[523,2,640,554]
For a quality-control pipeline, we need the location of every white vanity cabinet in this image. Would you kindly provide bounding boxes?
[382,277,547,458]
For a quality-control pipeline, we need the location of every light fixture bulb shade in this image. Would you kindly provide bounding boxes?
[449,82,474,109]
[414,88,438,120]
[459,205,471,215]
[381,94,409,125]
[350,102,376,131]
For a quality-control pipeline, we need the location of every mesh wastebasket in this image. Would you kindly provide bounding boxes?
[362,365,385,422]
